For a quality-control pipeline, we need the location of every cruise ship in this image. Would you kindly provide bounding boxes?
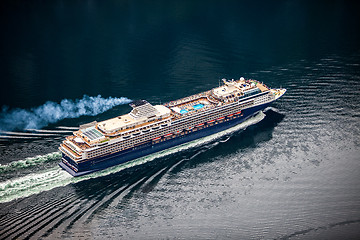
[59,77,286,176]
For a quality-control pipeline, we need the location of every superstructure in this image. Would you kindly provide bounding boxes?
[59,77,286,176]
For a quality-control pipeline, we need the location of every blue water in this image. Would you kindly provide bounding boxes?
[1,1,360,239]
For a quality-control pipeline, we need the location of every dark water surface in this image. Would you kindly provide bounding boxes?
[1,1,360,239]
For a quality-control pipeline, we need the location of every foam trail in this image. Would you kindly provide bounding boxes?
[25,129,73,134]
[264,106,281,113]
[0,112,265,203]
[0,168,72,203]
[0,152,61,174]
[56,126,79,130]
[219,137,231,143]
[0,95,132,131]
[0,135,40,139]
[0,131,60,137]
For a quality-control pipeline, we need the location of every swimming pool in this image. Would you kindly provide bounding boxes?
[179,104,204,114]
[193,104,204,110]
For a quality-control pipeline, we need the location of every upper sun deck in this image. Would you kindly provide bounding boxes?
[97,101,171,134]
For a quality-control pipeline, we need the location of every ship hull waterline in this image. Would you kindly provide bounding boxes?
[59,102,271,177]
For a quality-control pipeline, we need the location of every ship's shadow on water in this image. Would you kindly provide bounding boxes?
[73,109,285,202]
